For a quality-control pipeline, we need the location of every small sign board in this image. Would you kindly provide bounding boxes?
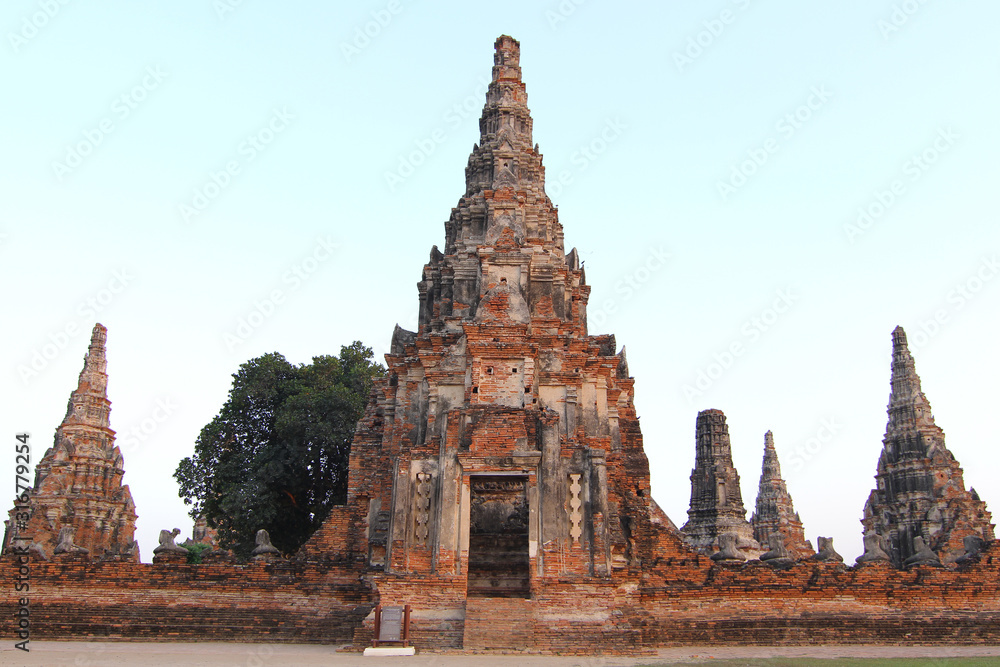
[379,606,403,642]
[372,604,411,647]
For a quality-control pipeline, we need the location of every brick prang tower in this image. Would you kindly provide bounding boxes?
[681,409,760,556]
[862,326,994,567]
[303,35,665,647]
[750,430,813,558]
[3,324,138,561]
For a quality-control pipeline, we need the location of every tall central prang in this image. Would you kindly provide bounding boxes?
[304,35,664,647]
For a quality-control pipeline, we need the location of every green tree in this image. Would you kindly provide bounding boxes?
[174,343,383,560]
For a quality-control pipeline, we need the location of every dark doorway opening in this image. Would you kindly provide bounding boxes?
[467,476,530,598]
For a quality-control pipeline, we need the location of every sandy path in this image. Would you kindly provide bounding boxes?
[3,642,1000,666]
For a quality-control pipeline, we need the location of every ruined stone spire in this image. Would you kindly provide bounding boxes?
[2,324,138,560]
[862,326,994,567]
[681,410,761,556]
[886,326,941,438]
[62,323,112,430]
[750,431,813,558]
[414,35,584,335]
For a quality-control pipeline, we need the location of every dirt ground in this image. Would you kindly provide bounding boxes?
[3,642,1000,667]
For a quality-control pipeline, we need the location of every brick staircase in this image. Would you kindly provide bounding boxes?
[463,596,534,650]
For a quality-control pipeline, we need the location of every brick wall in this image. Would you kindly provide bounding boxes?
[2,543,999,650]
[0,555,372,643]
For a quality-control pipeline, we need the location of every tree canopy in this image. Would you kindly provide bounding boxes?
[174,342,384,560]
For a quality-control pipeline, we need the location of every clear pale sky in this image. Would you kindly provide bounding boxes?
[3,1,998,562]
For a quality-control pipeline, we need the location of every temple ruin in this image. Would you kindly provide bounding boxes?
[862,326,994,567]
[2,36,999,653]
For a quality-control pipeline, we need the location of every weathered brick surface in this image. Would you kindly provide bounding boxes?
[0,555,372,642]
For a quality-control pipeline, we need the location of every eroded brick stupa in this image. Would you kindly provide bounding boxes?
[680,409,760,557]
[862,326,994,567]
[750,430,813,558]
[303,35,671,646]
[2,324,138,561]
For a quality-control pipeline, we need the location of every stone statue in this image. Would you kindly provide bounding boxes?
[251,529,281,558]
[952,535,987,565]
[855,531,890,564]
[710,532,746,562]
[902,536,941,567]
[123,539,139,557]
[809,536,843,562]
[760,533,794,566]
[53,526,89,555]
[153,528,188,555]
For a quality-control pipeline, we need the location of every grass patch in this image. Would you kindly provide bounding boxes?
[656,659,1000,667]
